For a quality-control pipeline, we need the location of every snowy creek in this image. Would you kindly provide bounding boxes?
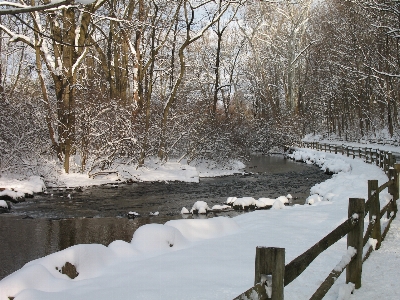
[0,155,331,279]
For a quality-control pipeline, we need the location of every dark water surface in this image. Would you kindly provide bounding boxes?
[0,155,330,280]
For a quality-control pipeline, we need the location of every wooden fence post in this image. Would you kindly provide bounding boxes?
[347,198,365,289]
[380,151,384,169]
[388,168,398,219]
[375,149,379,166]
[368,180,381,250]
[394,164,400,202]
[369,148,372,164]
[346,146,349,157]
[384,152,388,173]
[255,247,285,300]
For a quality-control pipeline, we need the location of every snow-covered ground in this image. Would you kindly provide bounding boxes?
[303,133,400,154]
[0,147,399,300]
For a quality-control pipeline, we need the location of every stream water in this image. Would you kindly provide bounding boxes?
[0,155,331,280]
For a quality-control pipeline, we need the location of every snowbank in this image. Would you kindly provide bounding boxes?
[0,176,45,200]
[49,158,246,188]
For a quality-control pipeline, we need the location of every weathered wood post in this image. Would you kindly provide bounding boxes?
[369,148,374,165]
[380,151,384,169]
[371,149,374,164]
[358,147,361,158]
[368,180,381,250]
[387,166,399,219]
[394,164,400,218]
[391,152,395,167]
[346,198,365,289]
[383,152,388,173]
[364,147,367,162]
[335,146,338,154]
[375,149,379,166]
[347,146,350,157]
[255,247,285,300]
[352,147,356,159]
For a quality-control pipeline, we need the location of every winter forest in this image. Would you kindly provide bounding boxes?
[0,0,399,177]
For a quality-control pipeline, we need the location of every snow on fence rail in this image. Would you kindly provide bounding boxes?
[233,147,400,300]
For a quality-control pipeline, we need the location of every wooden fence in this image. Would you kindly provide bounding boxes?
[301,142,396,175]
[233,144,400,300]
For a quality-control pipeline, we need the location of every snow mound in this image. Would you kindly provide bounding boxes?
[165,217,239,241]
[131,224,190,252]
[271,200,285,210]
[25,244,115,280]
[108,240,140,257]
[306,194,322,205]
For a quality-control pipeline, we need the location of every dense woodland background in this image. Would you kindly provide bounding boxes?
[0,0,399,176]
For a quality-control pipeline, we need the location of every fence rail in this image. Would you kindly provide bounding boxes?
[234,143,400,300]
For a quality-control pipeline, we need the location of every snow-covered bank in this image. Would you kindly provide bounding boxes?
[0,176,46,201]
[0,148,392,300]
[0,159,245,200]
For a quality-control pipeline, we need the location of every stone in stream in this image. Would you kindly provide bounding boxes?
[0,200,11,213]
[127,211,140,219]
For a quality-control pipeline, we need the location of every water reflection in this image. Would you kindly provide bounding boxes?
[0,216,147,279]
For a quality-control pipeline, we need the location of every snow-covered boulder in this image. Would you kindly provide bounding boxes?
[276,196,289,204]
[181,207,190,214]
[127,211,140,219]
[258,198,275,206]
[0,189,25,203]
[306,194,322,205]
[226,197,237,205]
[254,199,268,208]
[0,200,10,213]
[232,197,256,210]
[190,201,210,214]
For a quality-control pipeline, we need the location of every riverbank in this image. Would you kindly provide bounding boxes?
[0,148,392,299]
